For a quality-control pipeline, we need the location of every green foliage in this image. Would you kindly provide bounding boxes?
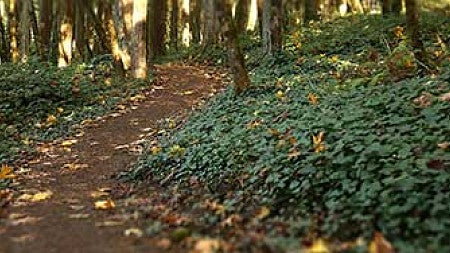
[0,62,150,165]
[130,13,450,251]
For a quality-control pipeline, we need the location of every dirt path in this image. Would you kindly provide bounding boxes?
[0,64,225,253]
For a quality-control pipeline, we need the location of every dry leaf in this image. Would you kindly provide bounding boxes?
[124,228,144,237]
[61,139,77,147]
[18,190,52,202]
[440,92,450,102]
[46,114,57,125]
[190,238,222,253]
[90,190,110,199]
[437,142,450,150]
[0,165,16,179]
[95,221,123,227]
[94,199,116,210]
[313,132,326,153]
[68,214,90,219]
[305,239,330,253]
[308,93,319,105]
[369,232,395,253]
[256,206,271,220]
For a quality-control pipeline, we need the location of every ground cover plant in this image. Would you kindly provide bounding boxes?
[129,14,450,251]
[0,60,150,168]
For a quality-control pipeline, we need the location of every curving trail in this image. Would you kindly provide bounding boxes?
[0,64,225,253]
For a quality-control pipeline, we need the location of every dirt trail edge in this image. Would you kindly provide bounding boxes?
[1,64,225,253]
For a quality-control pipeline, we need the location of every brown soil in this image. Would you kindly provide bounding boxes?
[0,64,225,253]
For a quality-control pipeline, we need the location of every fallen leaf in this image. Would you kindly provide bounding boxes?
[46,114,57,125]
[256,206,271,220]
[95,221,124,227]
[276,90,284,99]
[156,238,172,250]
[308,93,319,105]
[440,92,450,102]
[0,165,16,179]
[18,190,52,202]
[68,214,90,219]
[312,132,326,153]
[61,139,77,147]
[437,142,450,150]
[124,228,144,237]
[94,199,116,210]
[190,238,222,253]
[369,232,395,253]
[305,239,330,253]
[68,205,85,211]
[90,190,110,199]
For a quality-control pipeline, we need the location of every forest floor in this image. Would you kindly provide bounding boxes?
[0,64,225,253]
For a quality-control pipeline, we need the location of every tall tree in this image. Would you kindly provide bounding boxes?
[170,0,179,49]
[131,0,148,79]
[223,0,251,94]
[9,0,19,63]
[304,0,319,22]
[58,0,74,67]
[405,0,426,64]
[38,0,52,61]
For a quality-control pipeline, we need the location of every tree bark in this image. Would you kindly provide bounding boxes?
[262,0,271,53]
[170,0,179,49]
[304,0,319,22]
[271,0,282,52]
[58,0,73,67]
[405,0,426,64]
[9,0,19,63]
[223,1,251,95]
[38,0,51,61]
[132,0,148,79]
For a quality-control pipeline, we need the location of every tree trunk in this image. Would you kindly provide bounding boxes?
[405,0,426,64]
[170,0,179,49]
[190,0,201,44]
[203,0,215,45]
[392,0,402,14]
[0,13,10,62]
[304,0,319,22]
[247,0,258,31]
[58,0,73,67]
[223,1,251,95]
[19,0,31,62]
[9,0,19,63]
[181,0,190,47]
[74,1,87,61]
[236,0,250,32]
[262,0,271,54]
[271,0,282,52]
[382,0,392,15]
[131,0,148,79]
[105,0,126,76]
[39,0,51,61]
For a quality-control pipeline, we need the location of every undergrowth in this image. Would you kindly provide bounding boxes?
[0,60,151,165]
[129,13,450,251]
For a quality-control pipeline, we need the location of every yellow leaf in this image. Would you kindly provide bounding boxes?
[94,199,116,210]
[313,132,326,153]
[0,164,16,179]
[57,107,64,114]
[308,93,319,105]
[151,146,162,155]
[18,190,53,202]
[276,90,284,99]
[61,139,77,147]
[369,232,395,253]
[306,239,330,253]
[46,114,57,125]
[256,206,270,220]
